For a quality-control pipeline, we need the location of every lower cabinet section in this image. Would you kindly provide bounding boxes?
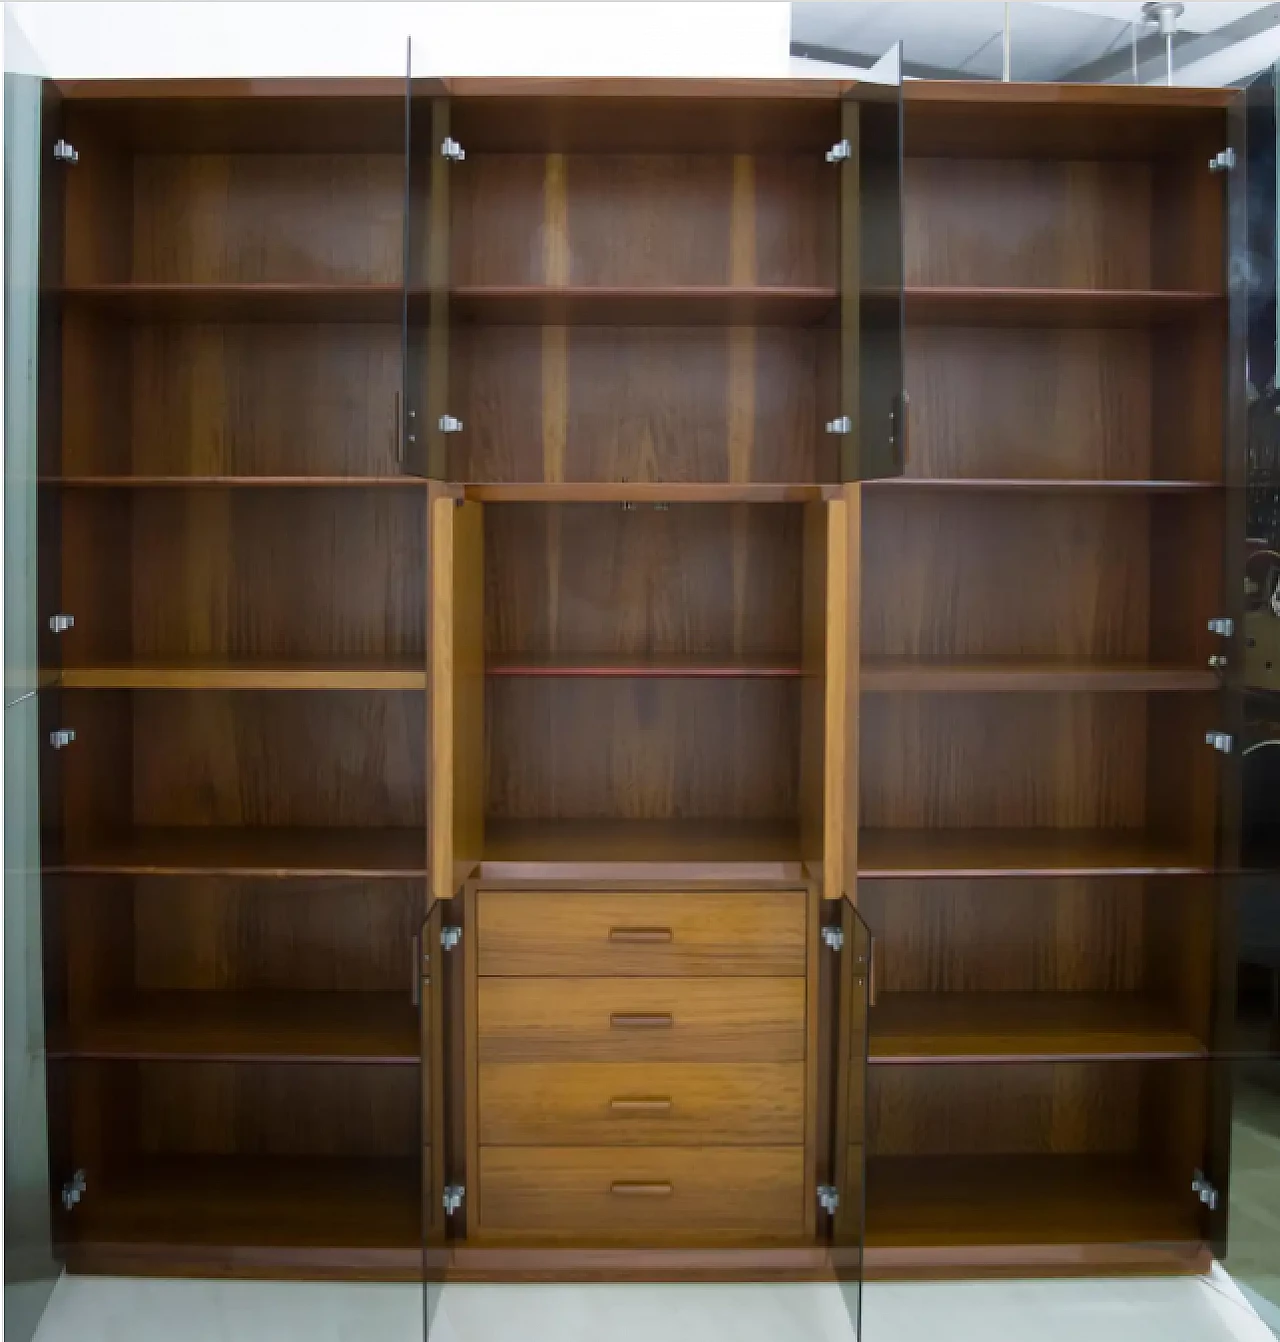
[477,1147,808,1240]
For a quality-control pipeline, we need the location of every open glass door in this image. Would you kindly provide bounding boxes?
[837,43,905,482]
[419,901,447,1338]
[403,40,452,479]
[826,896,872,1339]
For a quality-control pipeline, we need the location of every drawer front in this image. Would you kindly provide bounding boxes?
[476,890,806,977]
[479,1146,805,1238]
[477,977,805,1063]
[478,1061,804,1145]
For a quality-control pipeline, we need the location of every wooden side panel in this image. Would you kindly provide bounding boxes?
[430,493,456,904]
[452,500,486,891]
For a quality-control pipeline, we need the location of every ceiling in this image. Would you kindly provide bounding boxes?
[790,0,1280,85]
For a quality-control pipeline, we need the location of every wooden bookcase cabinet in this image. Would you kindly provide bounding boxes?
[37,76,1238,1284]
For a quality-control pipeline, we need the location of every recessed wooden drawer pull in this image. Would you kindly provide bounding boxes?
[610,1013,674,1029]
[610,1181,674,1197]
[609,1097,673,1114]
[608,927,673,944]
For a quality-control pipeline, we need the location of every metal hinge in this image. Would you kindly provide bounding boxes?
[825,140,851,164]
[1208,617,1234,638]
[441,137,466,162]
[1192,1169,1219,1210]
[1208,148,1235,174]
[1208,654,1227,671]
[440,925,462,952]
[49,613,75,634]
[1205,731,1233,754]
[438,414,464,434]
[61,1169,86,1211]
[817,1183,840,1214]
[49,728,76,750]
[53,139,78,164]
[821,926,844,952]
[825,416,852,436]
[443,1183,465,1214]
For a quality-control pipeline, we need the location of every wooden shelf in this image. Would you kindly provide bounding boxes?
[858,829,1210,879]
[51,828,426,878]
[483,817,802,877]
[61,283,402,322]
[46,475,427,489]
[64,1155,420,1279]
[866,1154,1204,1276]
[871,993,1205,1063]
[61,661,427,691]
[487,654,802,679]
[902,286,1222,328]
[862,477,1221,495]
[448,284,838,326]
[48,992,418,1064]
[465,482,831,503]
[860,658,1216,693]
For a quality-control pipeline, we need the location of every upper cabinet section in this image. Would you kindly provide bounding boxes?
[402,69,908,486]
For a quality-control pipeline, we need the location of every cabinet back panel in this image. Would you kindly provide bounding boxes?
[458,324,828,484]
[73,153,403,284]
[905,158,1151,289]
[63,490,425,663]
[64,319,402,477]
[128,878,423,992]
[452,153,835,287]
[862,493,1149,658]
[859,692,1150,831]
[484,503,803,658]
[486,678,799,820]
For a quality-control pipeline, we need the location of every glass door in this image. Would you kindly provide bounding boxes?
[403,39,453,480]
[419,901,447,1338]
[838,43,905,482]
[827,896,872,1340]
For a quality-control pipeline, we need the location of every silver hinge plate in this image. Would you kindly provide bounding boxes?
[443,1183,465,1214]
[825,416,852,436]
[817,1183,840,1214]
[441,137,466,162]
[53,139,78,164]
[440,925,462,952]
[1208,148,1236,173]
[49,728,76,750]
[61,1169,86,1211]
[1208,617,1234,638]
[438,414,464,434]
[821,926,844,952]
[1205,731,1233,754]
[49,613,75,634]
[1192,1169,1219,1210]
[825,140,851,164]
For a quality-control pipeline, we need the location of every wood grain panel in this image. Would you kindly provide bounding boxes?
[130,154,402,283]
[62,489,425,664]
[478,1061,804,1144]
[477,977,805,1062]
[904,326,1152,482]
[452,153,833,288]
[486,677,799,821]
[457,324,823,484]
[476,889,805,976]
[484,503,803,660]
[861,493,1150,658]
[478,1146,805,1238]
[859,693,1148,831]
[904,158,1151,290]
[117,690,424,829]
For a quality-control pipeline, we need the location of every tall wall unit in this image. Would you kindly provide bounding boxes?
[35,73,1243,1292]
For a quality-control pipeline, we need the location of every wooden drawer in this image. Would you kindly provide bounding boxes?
[478,1061,804,1145]
[477,977,805,1062]
[476,889,806,977]
[479,1146,805,1238]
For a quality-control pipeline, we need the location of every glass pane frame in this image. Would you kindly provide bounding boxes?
[839,43,905,483]
[420,900,447,1337]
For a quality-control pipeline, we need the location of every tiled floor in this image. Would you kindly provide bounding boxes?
[29,1267,1278,1342]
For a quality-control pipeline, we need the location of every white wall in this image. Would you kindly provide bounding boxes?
[6,2,793,80]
